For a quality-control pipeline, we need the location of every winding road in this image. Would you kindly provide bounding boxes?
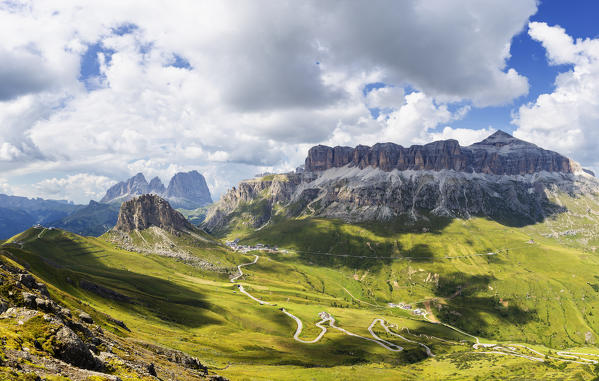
[230,255,259,282]
[229,253,599,365]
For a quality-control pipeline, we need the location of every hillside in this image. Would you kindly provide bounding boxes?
[3,134,599,379]
[3,215,599,379]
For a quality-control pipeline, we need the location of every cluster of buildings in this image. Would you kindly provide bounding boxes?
[225,238,285,254]
[388,302,426,316]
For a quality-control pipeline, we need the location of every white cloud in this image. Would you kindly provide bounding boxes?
[0,1,538,201]
[514,22,599,170]
[32,174,116,204]
[365,87,405,110]
[429,126,496,146]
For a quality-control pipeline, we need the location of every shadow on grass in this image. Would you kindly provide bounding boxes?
[434,272,536,338]
[237,215,451,271]
[8,230,219,328]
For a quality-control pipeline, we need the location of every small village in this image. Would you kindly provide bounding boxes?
[225,238,288,254]
[388,302,426,316]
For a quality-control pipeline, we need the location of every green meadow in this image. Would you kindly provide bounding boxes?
[3,201,599,380]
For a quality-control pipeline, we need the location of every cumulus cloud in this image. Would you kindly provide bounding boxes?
[514,22,599,169]
[0,1,538,201]
[429,126,496,146]
[32,174,116,204]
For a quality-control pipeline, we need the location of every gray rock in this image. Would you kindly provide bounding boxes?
[35,297,53,311]
[22,292,36,308]
[165,170,213,209]
[113,194,195,234]
[1,307,39,323]
[18,274,36,289]
[79,312,93,324]
[304,131,576,176]
[100,173,151,203]
[54,326,99,369]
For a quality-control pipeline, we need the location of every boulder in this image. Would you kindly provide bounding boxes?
[54,326,99,369]
[79,312,93,324]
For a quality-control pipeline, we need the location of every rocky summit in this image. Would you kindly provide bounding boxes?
[304,130,577,175]
[204,131,598,232]
[100,173,166,203]
[114,194,195,233]
[165,170,213,209]
[101,170,213,209]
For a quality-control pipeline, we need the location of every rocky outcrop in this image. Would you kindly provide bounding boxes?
[166,170,213,209]
[113,194,195,233]
[203,175,302,233]
[0,248,221,380]
[100,171,212,210]
[304,131,576,176]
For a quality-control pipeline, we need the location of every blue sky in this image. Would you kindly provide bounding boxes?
[1,1,599,203]
[366,0,599,136]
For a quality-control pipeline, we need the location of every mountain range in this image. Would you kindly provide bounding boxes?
[204,131,597,233]
[100,170,213,209]
[0,170,212,239]
[3,131,599,379]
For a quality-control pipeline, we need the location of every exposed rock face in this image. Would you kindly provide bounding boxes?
[149,176,166,194]
[54,325,99,369]
[165,170,213,209]
[100,171,212,210]
[114,194,194,233]
[204,132,599,231]
[100,173,165,203]
[304,131,576,175]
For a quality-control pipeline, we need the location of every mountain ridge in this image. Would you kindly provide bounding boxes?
[204,131,599,232]
[101,170,213,209]
[304,130,583,176]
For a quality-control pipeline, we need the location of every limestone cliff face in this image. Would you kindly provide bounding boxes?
[304,131,574,175]
[204,132,598,232]
[114,194,194,233]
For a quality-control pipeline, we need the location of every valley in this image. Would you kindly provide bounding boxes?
[3,210,599,379]
[2,132,599,380]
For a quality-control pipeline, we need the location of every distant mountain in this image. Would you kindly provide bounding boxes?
[165,170,213,209]
[51,200,121,236]
[100,173,166,204]
[0,194,80,239]
[305,130,577,175]
[100,171,212,210]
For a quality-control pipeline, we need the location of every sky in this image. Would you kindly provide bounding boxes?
[1,0,599,204]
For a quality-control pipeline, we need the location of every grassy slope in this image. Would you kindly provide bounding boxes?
[3,212,599,380]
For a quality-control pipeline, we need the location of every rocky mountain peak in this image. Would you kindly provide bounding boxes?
[469,130,534,150]
[148,176,166,194]
[166,170,213,209]
[100,173,149,203]
[100,171,212,209]
[113,194,194,233]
